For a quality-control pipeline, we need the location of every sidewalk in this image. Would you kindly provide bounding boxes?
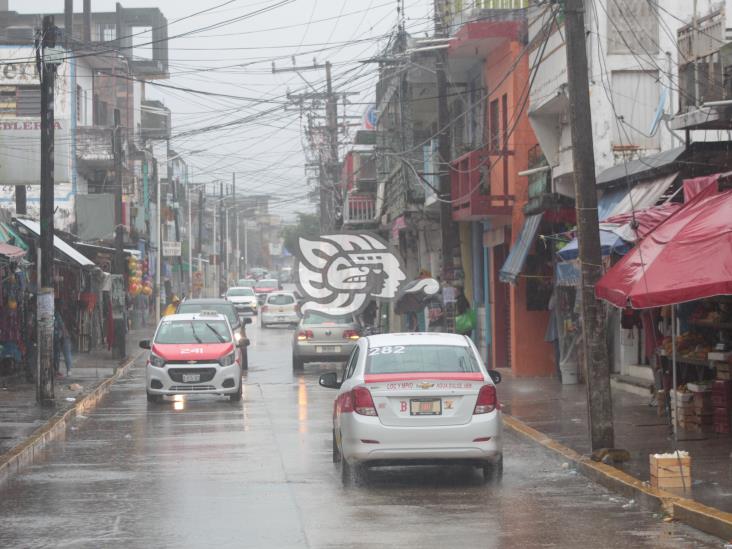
[498,370,732,514]
[0,329,150,456]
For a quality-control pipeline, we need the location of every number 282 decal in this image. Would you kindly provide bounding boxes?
[368,345,405,356]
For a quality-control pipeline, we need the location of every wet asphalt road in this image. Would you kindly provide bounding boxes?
[0,322,723,548]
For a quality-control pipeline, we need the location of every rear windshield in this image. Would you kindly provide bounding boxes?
[268,294,295,305]
[237,280,255,287]
[227,288,254,297]
[155,320,232,344]
[177,303,238,327]
[257,280,278,289]
[366,344,479,374]
[302,312,354,325]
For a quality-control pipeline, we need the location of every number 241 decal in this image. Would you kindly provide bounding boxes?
[368,346,405,356]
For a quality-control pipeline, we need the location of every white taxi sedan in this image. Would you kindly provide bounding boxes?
[319,332,503,485]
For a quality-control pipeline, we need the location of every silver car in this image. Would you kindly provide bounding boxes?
[291,311,361,370]
[319,333,503,485]
[260,292,299,328]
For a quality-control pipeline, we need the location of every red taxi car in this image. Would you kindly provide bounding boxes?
[140,311,246,403]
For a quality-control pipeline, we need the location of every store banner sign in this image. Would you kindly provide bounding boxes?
[294,232,438,318]
[0,118,72,185]
[162,241,182,257]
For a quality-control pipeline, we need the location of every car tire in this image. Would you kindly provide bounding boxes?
[292,355,304,371]
[332,430,341,463]
[341,457,365,487]
[483,455,503,483]
[146,392,162,404]
[229,381,243,402]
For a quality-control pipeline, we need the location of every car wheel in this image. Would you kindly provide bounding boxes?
[229,381,243,402]
[332,429,341,463]
[483,455,503,483]
[292,355,304,371]
[341,457,365,487]
[146,392,162,404]
[242,350,249,370]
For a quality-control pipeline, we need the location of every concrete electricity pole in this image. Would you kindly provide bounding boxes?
[564,0,614,450]
[37,16,58,404]
[113,108,126,359]
[433,0,456,278]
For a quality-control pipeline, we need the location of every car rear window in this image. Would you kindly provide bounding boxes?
[302,312,354,325]
[268,294,295,305]
[366,344,479,374]
[237,280,256,287]
[227,288,254,297]
[258,280,278,289]
[177,303,238,327]
[155,320,232,344]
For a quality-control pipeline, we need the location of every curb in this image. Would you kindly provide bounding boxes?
[0,351,143,487]
[503,413,732,541]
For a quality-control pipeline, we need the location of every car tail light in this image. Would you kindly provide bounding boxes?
[352,386,378,416]
[297,330,314,341]
[473,385,497,414]
[261,305,269,313]
[342,329,360,340]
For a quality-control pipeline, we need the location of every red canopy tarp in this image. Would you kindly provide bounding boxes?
[596,188,732,309]
[0,242,26,259]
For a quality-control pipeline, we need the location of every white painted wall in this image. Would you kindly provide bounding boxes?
[528,0,715,194]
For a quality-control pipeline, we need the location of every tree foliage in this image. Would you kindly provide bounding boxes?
[282,212,320,255]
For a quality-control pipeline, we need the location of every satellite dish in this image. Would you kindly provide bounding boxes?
[648,86,669,136]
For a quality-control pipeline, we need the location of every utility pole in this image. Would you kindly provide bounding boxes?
[37,16,58,404]
[324,62,339,231]
[433,0,456,278]
[83,0,92,44]
[564,0,614,451]
[113,108,126,358]
[232,173,237,279]
[15,187,26,215]
[219,181,225,295]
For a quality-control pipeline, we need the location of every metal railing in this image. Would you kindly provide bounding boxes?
[343,192,377,225]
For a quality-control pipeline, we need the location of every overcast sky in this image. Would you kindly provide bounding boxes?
[16,0,435,221]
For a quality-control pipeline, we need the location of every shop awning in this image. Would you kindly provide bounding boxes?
[557,228,630,261]
[596,187,732,309]
[0,242,25,260]
[0,222,28,251]
[15,218,95,269]
[499,213,542,284]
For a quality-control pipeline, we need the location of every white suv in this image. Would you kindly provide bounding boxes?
[260,292,300,328]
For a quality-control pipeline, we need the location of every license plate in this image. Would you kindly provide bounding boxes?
[316,345,340,353]
[410,398,442,416]
[182,374,200,383]
[277,316,286,321]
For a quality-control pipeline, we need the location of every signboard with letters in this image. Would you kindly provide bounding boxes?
[163,241,182,257]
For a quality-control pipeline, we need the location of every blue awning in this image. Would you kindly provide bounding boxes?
[556,228,631,261]
[499,213,542,284]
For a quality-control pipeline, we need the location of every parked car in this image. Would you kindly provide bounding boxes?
[177,298,252,369]
[140,311,246,403]
[248,268,269,280]
[261,292,299,328]
[254,278,281,304]
[291,311,361,370]
[318,332,503,485]
[237,278,256,288]
[225,286,258,316]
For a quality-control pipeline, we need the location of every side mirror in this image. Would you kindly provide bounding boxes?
[488,370,502,385]
[242,317,253,325]
[139,340,151,350]
[319,372,341,389]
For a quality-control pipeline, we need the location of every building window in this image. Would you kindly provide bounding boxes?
[98,23,116,42]
[0,86,41,117]
[611,70,660,150]
[501,93,508,149]
[489,98,499,151]
[607,0,658,55]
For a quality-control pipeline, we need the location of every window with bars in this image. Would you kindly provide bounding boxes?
[488,98,499,151]
[0,86,41,117]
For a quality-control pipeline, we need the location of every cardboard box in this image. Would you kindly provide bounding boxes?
[649,453,691,489]
[651,475,692,489]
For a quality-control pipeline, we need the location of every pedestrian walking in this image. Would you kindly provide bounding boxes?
[53,300,72,378]
[163,295,180,317]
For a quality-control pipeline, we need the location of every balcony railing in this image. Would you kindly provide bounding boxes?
[343,191,377,226]
[76,126,114,165]
[445,0,528,35]
[450,147,514,222]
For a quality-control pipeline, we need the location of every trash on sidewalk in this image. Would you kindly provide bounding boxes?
[64,397,76,402]
[68,383,83,392]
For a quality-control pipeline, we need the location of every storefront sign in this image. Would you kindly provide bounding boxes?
[0,118,72,185]
[162,241,181,257]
